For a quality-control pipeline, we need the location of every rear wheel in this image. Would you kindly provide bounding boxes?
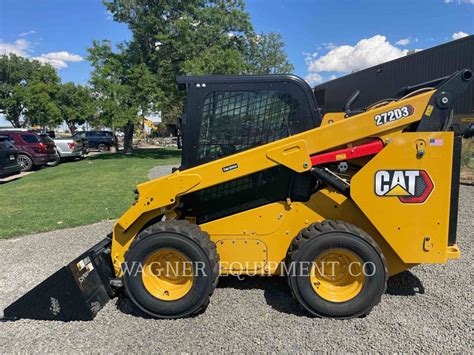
[123,220,219,318]
[17,154,33,172]
[286,220,387,318]
[97,143,109,152]
[47,151,61,167]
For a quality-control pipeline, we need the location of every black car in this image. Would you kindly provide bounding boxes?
[73,131,115,152]
[464,123,474,139]
[0,135,22,178]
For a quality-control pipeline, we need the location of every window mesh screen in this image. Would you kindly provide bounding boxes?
[197,90,299,163]
[183,166,291,224]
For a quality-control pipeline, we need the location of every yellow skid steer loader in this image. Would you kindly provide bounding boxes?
[4,69,472,320]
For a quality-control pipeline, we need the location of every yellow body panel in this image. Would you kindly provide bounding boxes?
[266,139,311,172]
[201,188,413,276]
[351,132,455,263]
[321,112,346,126]
[110,89,458,277]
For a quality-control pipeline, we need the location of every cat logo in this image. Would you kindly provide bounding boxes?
[375,170,433,203]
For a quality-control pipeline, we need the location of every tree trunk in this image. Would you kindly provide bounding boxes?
[112,123,119,150]
[8,120,21,128]
[67,122,77,135]
[7,117,21,128]
[123,121,134,154]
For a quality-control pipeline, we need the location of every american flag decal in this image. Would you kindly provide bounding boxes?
[429,138,444,146]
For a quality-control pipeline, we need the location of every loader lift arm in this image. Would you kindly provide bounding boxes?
[117,92,428,229]
[118,71,474,230]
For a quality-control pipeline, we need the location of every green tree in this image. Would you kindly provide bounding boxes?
[93,0,294,148]
[25,78,62,128]
[103,0,253,123]
[182,46,247,75]
[0,54,61,128]
[88,40,162,153]
[57,83,96,134]
[246,32,294,74]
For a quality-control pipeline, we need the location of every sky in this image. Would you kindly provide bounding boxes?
[0,0,473,125]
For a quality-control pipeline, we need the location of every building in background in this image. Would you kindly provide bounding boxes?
[313,35,473,129]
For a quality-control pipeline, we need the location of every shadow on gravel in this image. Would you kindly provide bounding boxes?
[116,294,154,319]
[116,271,425,319]
[218,276,308,316]
[386,270,425,296]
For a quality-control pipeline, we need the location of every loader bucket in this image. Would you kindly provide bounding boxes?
[3,237,116,321]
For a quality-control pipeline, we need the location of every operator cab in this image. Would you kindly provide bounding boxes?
[177,74,321,169]
[176,74,322,224]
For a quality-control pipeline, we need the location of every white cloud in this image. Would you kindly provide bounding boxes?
[305,72,323,86]
[322,42,337,50]
[18,30,36,37]
[36,51,83,62]
[0,39,83,69]
[396,38,410,46]
[0,39,31,56]
[444,0,474,4]
[452,31,469,40]
[32,57,68,69]
[33,51,83,69]
[306,35,407,75]
[305,73,339,86]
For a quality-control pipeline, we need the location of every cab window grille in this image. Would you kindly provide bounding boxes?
[183,166,292,224]
[197,90,299,163]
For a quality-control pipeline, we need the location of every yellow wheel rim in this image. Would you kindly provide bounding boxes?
[310,248,365,303]
[141,249,194,301]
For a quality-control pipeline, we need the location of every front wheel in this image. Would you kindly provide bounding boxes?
[97,143,109,152]
[17,154,33,172]
[286,220,387,318]
[123,220,219,319]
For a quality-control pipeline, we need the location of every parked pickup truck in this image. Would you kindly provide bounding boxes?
[47,135,85,166]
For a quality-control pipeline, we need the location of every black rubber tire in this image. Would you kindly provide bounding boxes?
[123,220,219,319]
[286,220,388,319]
[17,154,33,172]
[97,143,109,152]
[47,151,61,167]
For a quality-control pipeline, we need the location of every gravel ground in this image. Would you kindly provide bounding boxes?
[0,186,472,353]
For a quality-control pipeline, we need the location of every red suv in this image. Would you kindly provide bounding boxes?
[0,130,58,171]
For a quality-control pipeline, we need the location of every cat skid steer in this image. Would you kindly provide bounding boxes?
[4,69,471,320]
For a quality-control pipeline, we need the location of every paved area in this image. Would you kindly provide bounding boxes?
[0,186,472,352]
[148,164,177,180]
[0,171,34,184]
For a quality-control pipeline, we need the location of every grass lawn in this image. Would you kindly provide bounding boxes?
[0,148,180,238]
